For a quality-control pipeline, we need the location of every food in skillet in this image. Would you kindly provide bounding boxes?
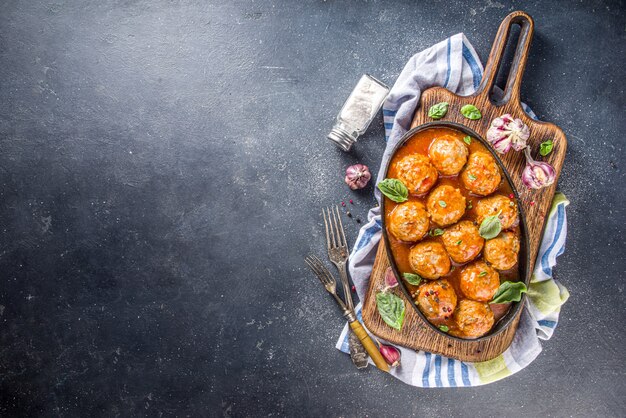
[409,241,451,280]
[395,154,438,195]
[388,201,430,242]
[452,300,495,338]
[428,135,468,175]
[426,185,466,227]
[459,261,500,302]
[382,127,525,339]
[461,151,502,196]
[441,220,484,264]
[484,231,520,271]
[416,279,457,321]
[475,194,519,230]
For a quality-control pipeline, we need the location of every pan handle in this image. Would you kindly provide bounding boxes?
[475,11,534,106]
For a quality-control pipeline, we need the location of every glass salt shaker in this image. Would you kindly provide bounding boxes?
[327,74,389,151]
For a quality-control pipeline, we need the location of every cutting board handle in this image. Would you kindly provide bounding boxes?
[475,11,534,106]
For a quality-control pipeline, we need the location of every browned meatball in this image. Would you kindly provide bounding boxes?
[461,152,502,196]
[441,221,485,264]
[395,154,438,196]
[426,185,466,227]
[428,135,469,175]
[409,241,451,280]
[459,261,500,302]
[416,279,457,320]
[452,300,495,339]
[388,201,430,242]
[484,231,520,270]
[475,195,519,230]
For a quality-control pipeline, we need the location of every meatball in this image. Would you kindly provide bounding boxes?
[409,241,451,280]
[416,279,457,320]
[426,185,466,227]
[395,154,438,195]
[388,201,430,242]
[452,300,495,339]
[461,151,502,196]
[428,135,469,175]
[441,220,485,264]
[484,231,520,270]
[459,261,500,302]
[475,195,519,230]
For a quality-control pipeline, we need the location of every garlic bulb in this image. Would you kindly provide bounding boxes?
[487,114,530,154]
[522,147,556,189]
[344,164,371,190]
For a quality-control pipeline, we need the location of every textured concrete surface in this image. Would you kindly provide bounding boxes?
[0,0,624,416]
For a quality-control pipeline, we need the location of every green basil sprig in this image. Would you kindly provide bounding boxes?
[439,325,449,332]
[377,178,408,203]
[428,102,449,119]
[402,272,422,286]
[539,140,554,156]
[376,291,406,330]
[490,281,528,304]
[460,104,482,120]
[479,212,502,239]
[463,135,472,145]
[430,228,444,237]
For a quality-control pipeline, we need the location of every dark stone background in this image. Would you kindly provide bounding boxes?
[1,0,624,416]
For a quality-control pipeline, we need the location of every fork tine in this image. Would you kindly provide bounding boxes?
[322,208,332,251]
[309,255,333,285]
[334,205,348,249]
[330,209,343,247]
[324,207,337,248]
[305,257,327,285]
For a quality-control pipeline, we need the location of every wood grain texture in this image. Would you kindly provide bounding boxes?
[361,11,567,362]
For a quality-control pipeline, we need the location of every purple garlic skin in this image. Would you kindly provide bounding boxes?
[522,147,556,189]
[345,164,371,190]
[383,267,398,290]
[378,342,401,368]
[487,113,530,154]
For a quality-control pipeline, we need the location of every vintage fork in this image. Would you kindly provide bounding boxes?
[322,206,354,311]
[304,254,389,373]
[321,206,374,370]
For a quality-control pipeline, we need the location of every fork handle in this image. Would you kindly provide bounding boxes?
[349,320,390,372]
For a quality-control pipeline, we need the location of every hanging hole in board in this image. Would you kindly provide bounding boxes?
[489,22,522,105]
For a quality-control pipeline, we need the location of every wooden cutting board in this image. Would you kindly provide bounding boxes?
[361,11,567,362]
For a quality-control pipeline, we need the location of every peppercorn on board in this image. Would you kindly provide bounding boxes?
[361,11,567,362]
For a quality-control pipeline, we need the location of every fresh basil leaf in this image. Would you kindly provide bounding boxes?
[428,102,449,119]
[438,200,447,208]
[376,291,406,330]
[430,228,444,237]
[479,213,502,239]
[460,104,482,120]
[539,140,554,156]
[455,240,462,245]
[468,174,477,181]
[490,281,528,304]
[479,271,487,277]
[377,178,409,203]
[463,135,472,145]
[439,325,449,332]
[402,272,422,286]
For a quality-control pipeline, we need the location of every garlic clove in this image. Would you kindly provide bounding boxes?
[377,340,401,368]
[522,147,556,189]
[344,164,372,190]
[383,267,398,290]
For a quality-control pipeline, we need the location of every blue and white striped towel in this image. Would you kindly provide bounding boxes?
[335,33,570,387]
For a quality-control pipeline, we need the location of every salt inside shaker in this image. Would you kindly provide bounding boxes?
[328,74,389,151]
